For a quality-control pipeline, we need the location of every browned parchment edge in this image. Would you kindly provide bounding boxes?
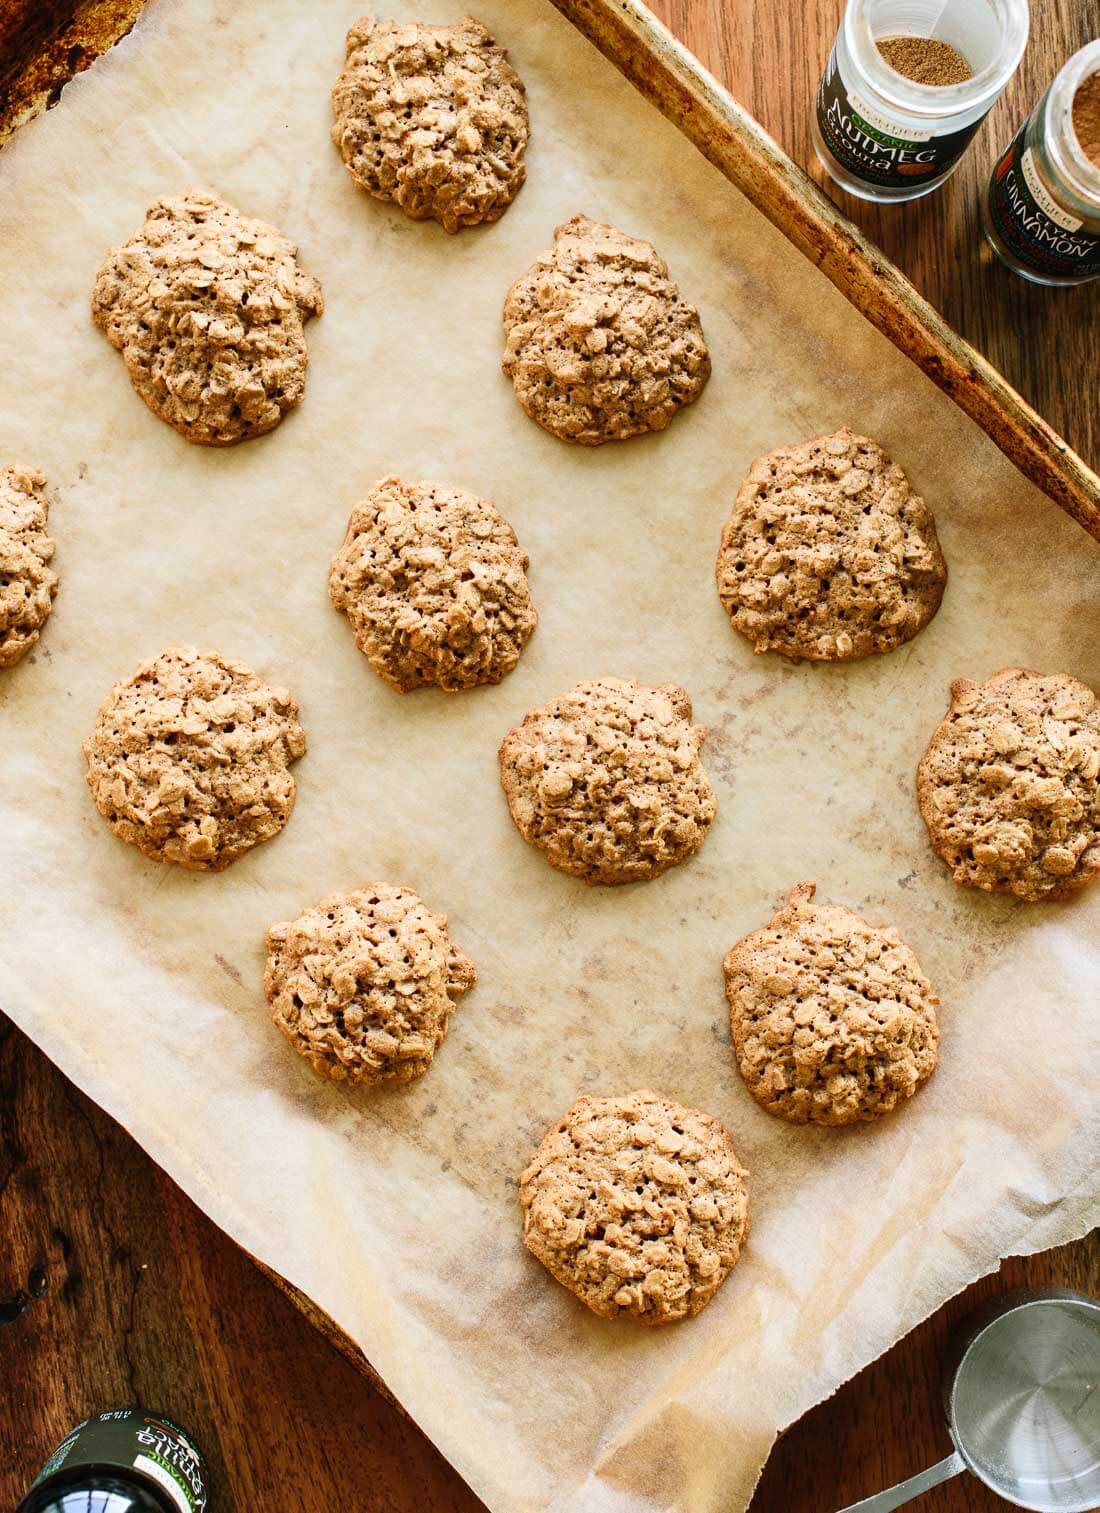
[550,0,1100,544]
[0,0,145,148]
[246,1250,408,1410]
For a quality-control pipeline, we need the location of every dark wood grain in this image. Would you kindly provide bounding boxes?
[2,3,1099,1512]
[649,0,1100,473]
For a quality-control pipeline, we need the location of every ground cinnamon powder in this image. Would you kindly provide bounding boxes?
[1071,71,1100,170]
[877,35,974,87]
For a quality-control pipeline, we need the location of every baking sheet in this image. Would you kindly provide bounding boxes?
[1,1,1098,1509]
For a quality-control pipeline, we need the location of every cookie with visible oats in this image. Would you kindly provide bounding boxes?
[83,645,306,870]
[724,883,939,1127]
[331,16,529,233]
[498,677,716,885]
[917,668,1100,902]
[520,1090,749,1324]
[265,885,476,1085]
[0,465,58,669]
[91,191,323,446]
[716,428,947,662]
[501,214,710,445]
[329,476,537,692]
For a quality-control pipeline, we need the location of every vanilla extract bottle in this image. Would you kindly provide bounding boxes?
[18,1409,208,1513]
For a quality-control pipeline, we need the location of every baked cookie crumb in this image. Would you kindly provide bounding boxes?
[266,885,476,1084]
[83,645,306,870]
[716,428,946,662]
[917,668,1100,901]
[329,476,537,692]
[724,883,939,1126]
[498,677,716,885]
[0,464,58,669]
[502,214,710,445]
[520,1089,749,1323]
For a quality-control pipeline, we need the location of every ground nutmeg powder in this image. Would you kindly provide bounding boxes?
[877,35,974,87]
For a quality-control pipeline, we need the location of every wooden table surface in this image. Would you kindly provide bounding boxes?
[3,2,1099,1511]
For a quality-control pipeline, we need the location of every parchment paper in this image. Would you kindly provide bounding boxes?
[1,1,1098,1508]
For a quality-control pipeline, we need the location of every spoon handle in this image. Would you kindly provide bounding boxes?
[833,1450,966,1512]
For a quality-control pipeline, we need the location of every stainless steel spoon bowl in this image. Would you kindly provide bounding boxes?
[837,1288,1100,1512]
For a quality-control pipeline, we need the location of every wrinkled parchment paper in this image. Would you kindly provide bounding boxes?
[1,1,1098,1507]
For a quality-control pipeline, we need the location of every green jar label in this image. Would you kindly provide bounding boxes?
[31,1409,208,1512]
[816,44,986,188]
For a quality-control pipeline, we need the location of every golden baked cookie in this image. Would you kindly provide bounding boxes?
[83,645,306,870]
[498,677,716,885]
[91,191,323,445]
[329,476,537,692]
[520,1090,749,1324]
[331,16,529,232]
[502,214,710,445]
[917,668,1100,901]
[716,428,947,661]
[0,465,57,669]
[724,883,939,1127]
[266,885,476,1085]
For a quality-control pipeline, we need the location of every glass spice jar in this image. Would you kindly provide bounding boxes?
[813,0,1030,203]
[983,40,1100,284]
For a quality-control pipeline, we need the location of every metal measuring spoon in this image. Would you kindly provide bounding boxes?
[837,1288,1100,1512]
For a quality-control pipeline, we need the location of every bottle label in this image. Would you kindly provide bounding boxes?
[816,43,987,188]
[29,1409,208,1512]
[987,119,1100,278]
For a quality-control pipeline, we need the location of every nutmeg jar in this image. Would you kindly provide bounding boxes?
[813,0,1029,202]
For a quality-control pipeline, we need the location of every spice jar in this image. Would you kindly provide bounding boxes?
[814,0,1029,202]
[983,41,1100,284]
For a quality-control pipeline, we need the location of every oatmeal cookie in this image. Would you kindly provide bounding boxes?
[331,16,528,232]
[501,214,710,445]
[329,476,537,692]
[83,645,306,870]
[498,677,716,885]
[724,883,939,1126]
[520,1090,749,1324]
[917,668,1100,901]
[266,885,476,1085]
[91,191,323,445]
[716,428,947,661]
[0,465,57,669]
